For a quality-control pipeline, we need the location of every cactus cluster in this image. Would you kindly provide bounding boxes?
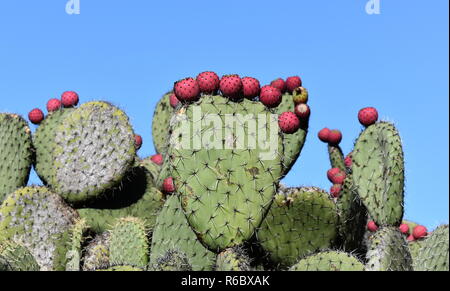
[0,74,448,271]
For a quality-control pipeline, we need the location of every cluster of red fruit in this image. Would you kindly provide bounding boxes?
[171,72,309,134]
[147,154,175,194]
[28,91,79,125]
[367,221,428,241]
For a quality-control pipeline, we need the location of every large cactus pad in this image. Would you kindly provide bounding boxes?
[289,250,365,271]
[414,225,449,271]
[152,92,174,154]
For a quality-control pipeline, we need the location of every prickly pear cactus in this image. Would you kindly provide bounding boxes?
[414,225,449,271]
[98,265,145,271]
[151,249,192,271]
[0,186,79,271]
[50,101,136,204]
[0,240,40,271]
[328,145,346,172]
[352,122,405,226]
[215,246,251,271]
[365,227,413,271]
[168,95,284,251]
[82,232,110,271]
[109,217,149,269]
[0,114,33,203]
[150,195,216,271]
[257,187,338,268]
[65,219,88,271]
[33,108,74,185]
[289,251,365,271]
[152,92,174,154]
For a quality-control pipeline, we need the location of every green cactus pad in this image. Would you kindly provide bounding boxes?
[414,224,449,271]
[50,101,136,204]
[169,95,284,251]
[33,108,74,185]
[78,166,165,234]
[140,156,162,184]
[65,218,88,271]
[215,246,251,271]
[365,227,413,271]
[258,187,338,267]
[0,186,79,270]
[275,92,308,175]
[98,265,145,271]
[0,114,33,202]
[82,232,110,271]
[289,251,365,271]
[150,195,216,271]
[151,249,192,271]
[352,122,405,226]
[336,172,368,254]
[109,217,149,268]
[152,92,174,154]
[0,240,40,271]
[328,145,346,172]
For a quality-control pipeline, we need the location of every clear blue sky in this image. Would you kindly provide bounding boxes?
[0,0,448,229]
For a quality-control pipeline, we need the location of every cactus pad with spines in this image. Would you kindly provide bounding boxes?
[0,114,33,202]
[414,224,449,271]
[289,251,365,271]
[98,265,145,271]
[82,232,110,271]
[152,92,174,154]
[257,187,338,267]
[151,249,192,271]
[169,95,284,251]
[109,217,149,268]
[0,240,40,271]
[150,195,216,271]
[352,122,404,226]
[50,101,136,204]
[365,227,413,271]
[328,145,346,172]
[0,186,79,270]
[65,218,88,271]
[215,246,251,271]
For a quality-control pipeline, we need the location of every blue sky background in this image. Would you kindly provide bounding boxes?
[0,0,448,229]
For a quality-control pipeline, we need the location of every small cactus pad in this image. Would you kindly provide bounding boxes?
[50,101,136,204]
[258,187,338,267]
[289,251,365,271]
[0,114,33,202]
[0,240,40,271]
[0,186,79,270]
[169,95,284,251]
[150,195,216,271]
[352,122,404,226]
[78,166,165,234]
[139,156,162,184]
[82,232,110,271]
[151,249,192,271]
[365,227,413,271]
[109,217,149,268]
[215,247,251,271]
[33,108,74,185]
[328,145,346,172]
[65,219,88,271]
[152,92,174,154]
[98,265,145,271]
[414,225,449,271]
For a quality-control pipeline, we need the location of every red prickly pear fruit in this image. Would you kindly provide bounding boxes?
[318,128,331,143]
[28,108,44,125]
[327,168,341,181]
[196,71,220,94]
[412,225,428,239]
[260,85,282,108]
[46,98,62,112]
[358,107,379,127]
[174,78,200,102]
[294,103,310,119]
[328,130,342,145]
[169,93,180,108]
[399,224,410,234]
[330,184,342,198]
[61,91,79,108]
[270,78,286,93]
[367,221,379,232]
[344,153,353,168]
[150,154,163,166]
[278,112,300,134]
[163,177,175,193]
[327,168,346,184]
[292,87,309,104]
[285,76,302,93]
[241,77,261,99]
[134,135,143,150]
[220,75,243,99]
[407,235,415,242]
